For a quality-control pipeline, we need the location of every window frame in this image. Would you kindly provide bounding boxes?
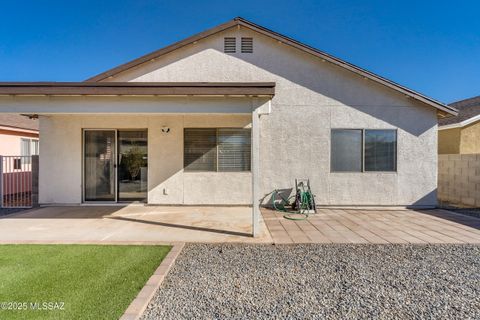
[183,127,251,173]
[330,129,363,173]
[330,128,397,173]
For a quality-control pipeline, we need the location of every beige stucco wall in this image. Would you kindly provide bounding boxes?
[460,122,480,154]
[438,122,480,155]
[103,27,438,206]
[39,114,252,205]
[0,134,26,156]
[0,125,39,156]
[438,128,461,154]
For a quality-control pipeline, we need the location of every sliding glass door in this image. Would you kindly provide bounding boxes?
[84,130,116,201]
[83,129,147,202]
[117,130,148,201]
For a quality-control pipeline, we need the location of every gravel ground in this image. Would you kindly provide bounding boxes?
[142,244,480,320]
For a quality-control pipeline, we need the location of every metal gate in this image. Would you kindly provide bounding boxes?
[0,156,33,208]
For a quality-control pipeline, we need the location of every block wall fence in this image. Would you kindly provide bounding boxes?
[438,154,480,207]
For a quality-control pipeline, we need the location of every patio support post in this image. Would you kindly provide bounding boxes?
[252,107,260,237]
[251,98,271,237]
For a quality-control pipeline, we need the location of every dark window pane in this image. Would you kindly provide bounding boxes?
[331,129,362,172]
[364,130,396,171]
[117,130,148,202]
[184,129,217,171]
[218,129,251,172]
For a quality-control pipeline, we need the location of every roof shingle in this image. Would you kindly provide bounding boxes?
[439,96,480,126]
[0,114,39,131]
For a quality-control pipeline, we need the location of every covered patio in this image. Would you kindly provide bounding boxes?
[1,206,479,244]
[0,82,275,237]
[0,205,272,243]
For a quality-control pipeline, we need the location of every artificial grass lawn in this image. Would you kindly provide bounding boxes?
[0,244,171,320]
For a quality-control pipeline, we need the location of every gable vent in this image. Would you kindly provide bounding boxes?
[241,37,253,53]
[224,37,236,53]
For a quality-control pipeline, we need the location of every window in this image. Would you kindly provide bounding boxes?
[13,158,21,170]
[331,130,363,172]
[224,37,236,53]
[31,139,39,155]
[21,138,31,157]
[184,129,217,171]
[20,138,39,164]
[218,129,251,171]
[364,130,397,171]
[184,128,251,172]
[331,129,397,172]
[241,37,253,53]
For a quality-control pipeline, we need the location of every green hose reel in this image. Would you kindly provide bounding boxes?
[271,179,317,220]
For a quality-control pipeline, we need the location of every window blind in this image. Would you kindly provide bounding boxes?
[184,128,251,172]
[184,129,217,171]
[218,129,251,172]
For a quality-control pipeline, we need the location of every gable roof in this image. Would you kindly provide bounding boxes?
[86,17,457,117]
[439,95,480,129]
[0,114,38,131]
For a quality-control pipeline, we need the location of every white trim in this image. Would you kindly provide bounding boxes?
[439,114,480,130]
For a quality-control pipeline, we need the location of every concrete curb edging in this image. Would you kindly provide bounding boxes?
[120,242,185,320]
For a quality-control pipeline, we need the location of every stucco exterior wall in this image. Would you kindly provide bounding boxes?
[460,122,480,154]
[39,114,252,205]
[438,122,480,155]
[438,128,461,154]
[0,128,38,156]
[105,27,438,206]
[0,134,25,156]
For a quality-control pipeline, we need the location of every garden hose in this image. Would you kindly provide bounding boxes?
[271,189,312,221]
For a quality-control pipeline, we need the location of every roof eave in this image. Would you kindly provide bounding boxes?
[439,114,480,130]
[0,82,275,97]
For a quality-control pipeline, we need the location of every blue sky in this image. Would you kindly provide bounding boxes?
[0,0,478,103]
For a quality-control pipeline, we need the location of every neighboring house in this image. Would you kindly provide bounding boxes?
[0,17,457,235]
[0,114,38,205]
[0,114,39,157]
[438,96,480,154]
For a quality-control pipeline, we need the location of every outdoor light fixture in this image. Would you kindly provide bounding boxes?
[161,126,170,133]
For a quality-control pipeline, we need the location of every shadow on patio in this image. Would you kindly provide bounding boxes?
[0,205,272,243]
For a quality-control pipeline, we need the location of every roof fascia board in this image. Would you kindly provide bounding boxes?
[439,114,480,130]
[0,82,275,96]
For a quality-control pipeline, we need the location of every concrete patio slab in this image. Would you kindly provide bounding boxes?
[0,205,272,244]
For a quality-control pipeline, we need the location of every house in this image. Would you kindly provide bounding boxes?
[0,114,38,207]
[0,114,39,157]
[438,96,480,154]
[0,17,457,236]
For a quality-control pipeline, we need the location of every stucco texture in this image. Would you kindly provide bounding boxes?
[0,133,37,156]
[439,122,480,155]
[39,114,252,205]
[101,27,438,206]
[438,128,461,154]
